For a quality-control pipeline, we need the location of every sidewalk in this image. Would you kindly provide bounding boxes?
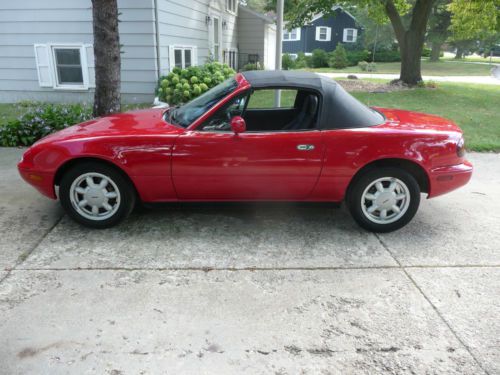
[319,72,500,85]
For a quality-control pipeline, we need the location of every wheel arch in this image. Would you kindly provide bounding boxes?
[53,157,140,200]
[347,158,430,196]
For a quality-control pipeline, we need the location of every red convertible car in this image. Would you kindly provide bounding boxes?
[18,71,472,232]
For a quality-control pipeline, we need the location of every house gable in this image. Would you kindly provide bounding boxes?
[282,7,360,55]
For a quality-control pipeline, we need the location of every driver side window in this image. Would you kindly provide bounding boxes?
[199,95,248,131]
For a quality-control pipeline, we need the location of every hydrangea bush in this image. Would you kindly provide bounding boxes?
[0,103,92,147]
[156,62,235,105]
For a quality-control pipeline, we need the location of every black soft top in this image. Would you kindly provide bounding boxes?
[241,70,384,129]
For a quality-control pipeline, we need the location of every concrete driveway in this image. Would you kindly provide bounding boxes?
[0,147,499,374]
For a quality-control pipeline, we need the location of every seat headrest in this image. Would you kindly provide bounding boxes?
[306,95,318,115]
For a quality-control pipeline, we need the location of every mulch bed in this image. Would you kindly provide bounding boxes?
[336,78,410,93]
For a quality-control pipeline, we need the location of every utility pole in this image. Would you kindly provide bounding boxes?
[274,0,284,107]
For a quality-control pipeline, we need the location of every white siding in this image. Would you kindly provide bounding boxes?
[156,0,238,74]
[0,0,157,103]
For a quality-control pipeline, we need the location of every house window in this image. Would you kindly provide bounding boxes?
[171,46,197,70]
[283,28,300,41]
[53,48,84,86]
[343,28,358,43]
[315,26,331,41]
[224,49,238,70]
[226,0,237,13]
[34,44,93,90]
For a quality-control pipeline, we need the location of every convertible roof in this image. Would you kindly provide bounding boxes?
[240,70,385,129]
[242,70,334,90]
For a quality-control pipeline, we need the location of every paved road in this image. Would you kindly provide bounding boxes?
[1,148,499,374]
[319,72,500,85]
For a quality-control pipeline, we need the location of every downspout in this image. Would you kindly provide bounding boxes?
[153,0,161,79]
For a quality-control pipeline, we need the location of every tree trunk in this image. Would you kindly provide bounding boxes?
[399,30,426,85]
[91,0,121,117]
[454,47,464,59]
[430,42,442,61]
[384,0,435,85]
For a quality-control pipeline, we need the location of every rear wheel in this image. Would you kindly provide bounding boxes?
[59,162,136,228]
[347,167,420,232]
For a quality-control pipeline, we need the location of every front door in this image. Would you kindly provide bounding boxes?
[172,130,324,200]
[209,14,222,62]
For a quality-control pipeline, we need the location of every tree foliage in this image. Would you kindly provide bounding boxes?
[448,0,499,40]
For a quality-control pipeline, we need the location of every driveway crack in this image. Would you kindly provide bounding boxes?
[374,233,490,375]
[0,214,64,285]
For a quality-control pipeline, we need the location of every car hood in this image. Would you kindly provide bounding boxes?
[35,108,183,145]
[375,108,462,134]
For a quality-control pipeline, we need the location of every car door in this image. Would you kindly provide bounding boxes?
[172,130,324,200]
[171,90,325,200]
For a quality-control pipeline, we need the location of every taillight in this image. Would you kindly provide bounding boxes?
[457,137,465,157]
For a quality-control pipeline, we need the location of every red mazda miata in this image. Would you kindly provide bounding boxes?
[18,71,472,232]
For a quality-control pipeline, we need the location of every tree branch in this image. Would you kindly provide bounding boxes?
[410,0,435,34]
[384,0,406,44]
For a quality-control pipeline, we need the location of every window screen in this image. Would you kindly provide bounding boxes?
[54,48,83,85]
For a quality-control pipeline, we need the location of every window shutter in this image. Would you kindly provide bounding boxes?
[34,44,53,87]
[342,29,348,42]
[85,44,95,88]
[326,27,332,41]
[315,27,321,41]
[192,47,198,66]
[352,29,358,42]
[168,45,175,71]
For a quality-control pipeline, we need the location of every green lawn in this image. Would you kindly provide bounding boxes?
[351,83,500,152]
[244,84,500,151]
[1,84,499,151]
[308,60,494,76]
[0,103,24,123]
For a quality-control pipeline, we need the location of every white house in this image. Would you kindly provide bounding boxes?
[0,0,275,104]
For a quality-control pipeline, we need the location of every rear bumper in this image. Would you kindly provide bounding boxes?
[428,160,473,198]
[18,162,57,199]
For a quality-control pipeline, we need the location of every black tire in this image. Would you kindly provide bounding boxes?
[59,162,136,229]
[347,167,420,233]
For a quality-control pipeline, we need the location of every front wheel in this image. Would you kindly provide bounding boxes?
[347,167,420,232]
[59,162,136,229]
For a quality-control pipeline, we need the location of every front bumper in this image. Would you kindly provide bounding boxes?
[18,162,57,199]
[428,160,473,198]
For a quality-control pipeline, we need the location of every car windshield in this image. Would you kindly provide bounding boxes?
[167,78,238,127]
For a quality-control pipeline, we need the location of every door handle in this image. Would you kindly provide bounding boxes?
[297,144,315,151]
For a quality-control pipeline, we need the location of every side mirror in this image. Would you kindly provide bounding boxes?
[230,116,246,134]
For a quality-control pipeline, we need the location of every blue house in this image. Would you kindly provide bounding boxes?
[283,6,360,55]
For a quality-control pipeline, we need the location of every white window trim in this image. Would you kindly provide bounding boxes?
[283,27,301,41]
[343,28,358,43]
[50,44,90,90]
[169,45,198,71]
[226,0,237,15]
[315,26,331,42]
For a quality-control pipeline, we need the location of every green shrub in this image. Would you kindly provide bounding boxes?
[0,103,93,147]
[311,49,329,68]
[422,47,431,57]
[358,61,368,71]
[370,50,401,62]
[241,62,263,71]
[156,62,236,105]
[328,44,349,69]
[282,53,296,70]
[346,49,370,66]
[294,52,310,68]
